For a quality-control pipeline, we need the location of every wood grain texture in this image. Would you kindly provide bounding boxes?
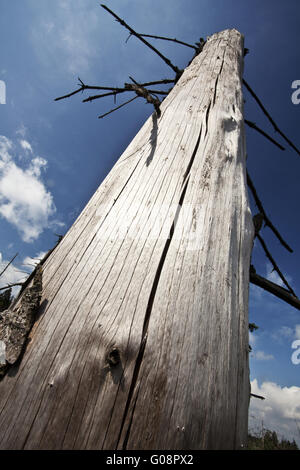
[0,29,254,450]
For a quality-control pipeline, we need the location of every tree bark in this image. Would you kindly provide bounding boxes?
[0,29,254,450]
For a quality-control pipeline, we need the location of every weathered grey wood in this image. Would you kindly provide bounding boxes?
[0,29,254,450]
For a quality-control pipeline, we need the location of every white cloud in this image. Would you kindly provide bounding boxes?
[249,379,300,446]
[272,324,300,343]
[19,140,33,153]
[252,350,274,361]
[0,135,56,242]
[271,325,294,343]
[23,251,47,268]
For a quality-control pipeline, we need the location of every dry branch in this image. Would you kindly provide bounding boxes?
[130,33,198,50]
[101,4,182,78]
[247,171,293,253]
[82,90,126,103]
[98,96,138,119]
[137,79,175,86]
[55,85,125,102]
[250,271,300,310]
[250,393,265,400]
[125,82,161,116]
[256,234,297,297]
[245,120,285,151]
[82,86,168,104]
[0,253,18,279]
[243,79,300,158]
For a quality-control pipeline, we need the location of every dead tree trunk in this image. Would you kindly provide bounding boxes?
[0,29,254,450]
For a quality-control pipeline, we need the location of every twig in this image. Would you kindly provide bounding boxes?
[82,89,127,102]
[250,271,300,310]
[56,78,173,104]
[133,78,175,87]
[243,79,300,158]
[0,253,18,279]
[55,82,126,102]
[101,4,182,77]
[247,171,293,253]
[256,233,297,297]
[245,120,285,151]
[83,87,168,103]
[134,33,198,50]
[98,96,138,119]
[54,87,84,102]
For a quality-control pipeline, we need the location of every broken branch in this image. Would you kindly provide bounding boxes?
[250,271,300,310]
[98,96,138,119]
[135,33,198,50]
[0,253,18,279]
[82,90,127,103]
[247,171,293,253]
[250,393,265,400]
[101,4,182,77]
[256,233,297,297]
[125,81,161,116]
[55,81,126,102]
[243,79,300,158]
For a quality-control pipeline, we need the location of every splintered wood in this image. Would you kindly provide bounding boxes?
[0,29,254,450]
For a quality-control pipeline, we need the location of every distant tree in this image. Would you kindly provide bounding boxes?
[248,429,299,450]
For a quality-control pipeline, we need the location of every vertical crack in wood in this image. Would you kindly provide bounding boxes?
[181,126,202,187]
[118,128,203,448]
[204,101,211,138]
[212,54,225,107]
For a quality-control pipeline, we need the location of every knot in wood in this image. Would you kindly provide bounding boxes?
[107,348,120,367]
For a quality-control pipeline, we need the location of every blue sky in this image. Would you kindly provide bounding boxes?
[1,0,300,445]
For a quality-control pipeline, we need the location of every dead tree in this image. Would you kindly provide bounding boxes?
[0,6,299,450]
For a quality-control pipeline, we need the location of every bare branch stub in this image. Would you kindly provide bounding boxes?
[250,393,265,400]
